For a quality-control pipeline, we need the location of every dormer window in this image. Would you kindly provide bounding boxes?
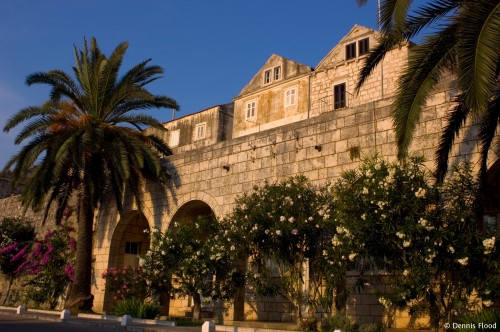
[358,37,369,56]
[346,42,356,61]
[264,70,272,84]
[263,66,282,84]
[346,37,370,60]
[274,66,282,81]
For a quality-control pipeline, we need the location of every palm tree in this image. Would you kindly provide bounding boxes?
[356,0,500,182]
[3,37,179,312]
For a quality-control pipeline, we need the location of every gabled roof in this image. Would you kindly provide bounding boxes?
[237,54,312,97]
[315,24,378,71]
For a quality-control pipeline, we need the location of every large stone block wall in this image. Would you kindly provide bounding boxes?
[89,76,498,320]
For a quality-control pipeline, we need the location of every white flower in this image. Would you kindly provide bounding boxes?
[418,218,428,227]
[483,300,493,307]
[378,297,390,308]
[288,217,296,223]
[396,231,405,239]
[403,240,411,248]
[362,187,369,195]
[361,213,366,220]
[332,235,341,247]
[448,246,455,254]
[457,257,468,266]
[280,216,286,222]
[348,253,357,261]
[291,229,298,235]
[415,188,426,198]
[275,230,282,236]
[265,229,270,234]
[403,269,409,277]
[483,237,496,254]
[230,245,236,251]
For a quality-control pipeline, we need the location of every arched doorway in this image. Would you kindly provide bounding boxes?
[103,211,151,311]
[482,158,500,231]
[167,200,215,318]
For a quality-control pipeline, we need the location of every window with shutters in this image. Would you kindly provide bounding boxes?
[169,129,180,147]
[285,87,297,107]
[194,123,206,140]
[334,83,346,109]
[246,100,257,119]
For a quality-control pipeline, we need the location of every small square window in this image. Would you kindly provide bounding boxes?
[345,42,356,61]
[264,70,272,84]
[246,100,256,119]
[195,123,206,140]
[169,129,180,147]
[125,242,141,255]
[334,83,346,109]
[285,88,297,107]
[358,38,369,56]
[274,66,282,81]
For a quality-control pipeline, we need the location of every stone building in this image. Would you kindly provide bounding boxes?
[1,25,499,326]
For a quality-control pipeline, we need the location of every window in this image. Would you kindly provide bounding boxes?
[264,70,272,84]
[246,100,256,119]
[195,123,206,140]
[285,87,297,107]
[125,242,141,255]
[263,66,282,84]
[274,66,282,81]
[334,83,346,109]
[345,42,356,61]
[358,37,369,56]
[169,129,180,147]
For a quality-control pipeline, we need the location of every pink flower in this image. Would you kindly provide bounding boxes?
[0,242,18,254]
[10,244,29,262]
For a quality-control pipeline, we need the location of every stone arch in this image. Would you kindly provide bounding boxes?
[164,191,222,230]
[103,210,151,311]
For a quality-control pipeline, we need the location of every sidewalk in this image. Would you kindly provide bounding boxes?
[0,306,201,332]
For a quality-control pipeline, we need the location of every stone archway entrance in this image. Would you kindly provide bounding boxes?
[167,200,215,318]
[482,158,500,231]
[103,211,151,311]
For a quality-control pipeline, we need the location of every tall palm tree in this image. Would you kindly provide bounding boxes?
[3,37,179,312]
[356,0,500,182]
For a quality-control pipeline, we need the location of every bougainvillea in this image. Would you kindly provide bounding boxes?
[102,266,149,302]
[21,225,76,309]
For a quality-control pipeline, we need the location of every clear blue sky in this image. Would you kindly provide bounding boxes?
[0,0,379,169]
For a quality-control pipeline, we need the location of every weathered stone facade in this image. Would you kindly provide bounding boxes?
[1,24,499,327]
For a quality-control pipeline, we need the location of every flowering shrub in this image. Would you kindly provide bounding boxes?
[226,175,334,322]
[0,216,35,305]
[21,225,76,309]
[328,157,500,329]
[143,214,244,320]
[102,266,149,302]
[0,219,76,309]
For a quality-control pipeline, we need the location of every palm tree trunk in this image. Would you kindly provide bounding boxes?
[65,177,94,313]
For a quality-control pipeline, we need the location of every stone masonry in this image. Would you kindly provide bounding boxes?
[1,24,499,327]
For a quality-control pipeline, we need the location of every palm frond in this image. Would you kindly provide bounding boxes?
[456,1,500,114]
[435,96,470,183]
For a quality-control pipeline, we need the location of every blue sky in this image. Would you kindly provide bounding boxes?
[0,0,379,169]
